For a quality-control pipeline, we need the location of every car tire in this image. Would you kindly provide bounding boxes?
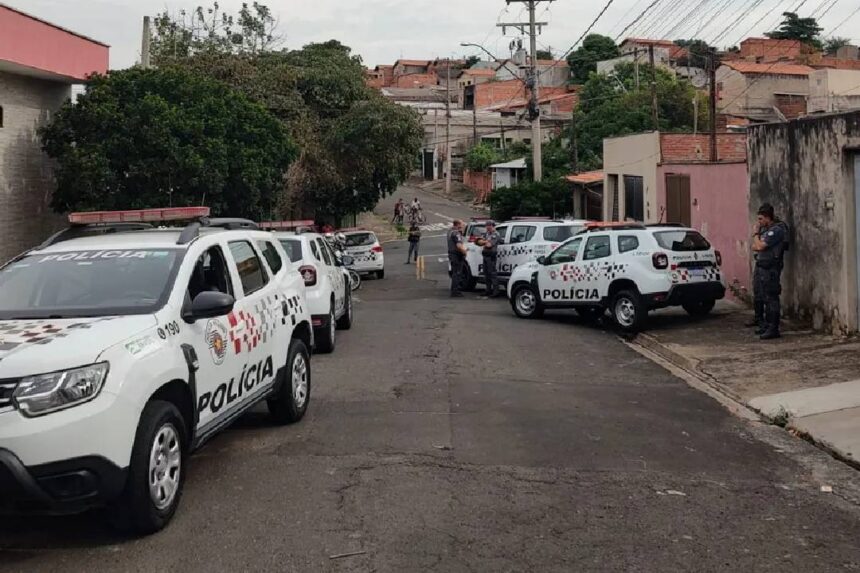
[376,270,385,280]
[315,306,336,354]
[336,289,353,330]
[111,400,187,535]
[510,284,544,319]
[612,289,647,333]
[267,338,311,425]
[575,306,605,323]
[682,299,716,317]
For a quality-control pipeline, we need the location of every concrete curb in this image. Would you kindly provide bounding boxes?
[631,332,860,473]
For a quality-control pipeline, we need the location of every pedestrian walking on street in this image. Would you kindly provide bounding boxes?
[406,222,421,264]
[751,203,789,340]
[447,219,467,297]
[479,220,503,297]
[392,199,404,225]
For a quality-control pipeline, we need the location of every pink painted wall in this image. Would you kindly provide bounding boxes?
[0,5,108,81]
[657,162,752,300]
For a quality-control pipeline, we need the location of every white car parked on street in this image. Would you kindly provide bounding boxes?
[461,218,589,291]
[341,230,385,279]
[273,232,353,353]
[0,208,313,534]
[507,223,726,332]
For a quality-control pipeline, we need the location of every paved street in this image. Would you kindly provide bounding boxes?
[3,188,860,572]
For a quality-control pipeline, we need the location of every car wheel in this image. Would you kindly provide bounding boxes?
[612,289,647,333]
[315,305,336,353]
[575,306,605,323]
[336,289,353,330]
[682,299,716,317]
[511,284,544,319]
[267,338,311,425]
[376,270,385,280]
[111,400,187,535]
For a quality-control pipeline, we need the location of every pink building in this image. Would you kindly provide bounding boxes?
[0,3,109,263]
[602,132,751,299]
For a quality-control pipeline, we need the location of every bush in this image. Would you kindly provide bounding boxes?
[465,143,503,172]
[489,177,572,222]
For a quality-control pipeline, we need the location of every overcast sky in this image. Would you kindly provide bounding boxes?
[13,0,860,69]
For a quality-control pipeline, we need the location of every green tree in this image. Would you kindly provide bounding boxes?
[464,55,481,68]
[571,62,708,171]
[489,178,571,222]
[41,67,295,219]
[765,12,823,49]
[464,143,503,172]
[536,49,553,60]
[566,34,620,81]
[674,39,714,69]
[824,36,850,55]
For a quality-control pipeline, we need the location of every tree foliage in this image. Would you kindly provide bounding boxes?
[536,49,554,60]
[465,143,504,172]
[674,39,714,69]
[824,36,850,55]
[489,178,572,222]
[566,34,620,81]
[40,67,295,219]
[765,12,823,49]
[150,3,423,224]
[572,62,709,171]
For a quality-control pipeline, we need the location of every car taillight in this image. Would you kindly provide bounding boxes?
[715,250,722,267]
[372,245,383,253]
[299,265,317,286]
[652,252,669,270]
[468,236,477,243]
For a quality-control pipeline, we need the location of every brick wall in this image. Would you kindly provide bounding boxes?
[0,71,69,263]
[463,170,493,203]
[775,93,807,119]
[660,133,747,163]
[473,79,526,109]
[394,73,437,88]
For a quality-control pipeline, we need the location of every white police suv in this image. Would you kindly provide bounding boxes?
[461,218,589,291]
[270,230,353,353]
[341,230,385,279]
[0,208,313,534]
[507,223,726,332]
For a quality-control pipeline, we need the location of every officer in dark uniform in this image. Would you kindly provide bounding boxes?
[751,203,788,340]
[447,220,467,298]
[481,221,504,298]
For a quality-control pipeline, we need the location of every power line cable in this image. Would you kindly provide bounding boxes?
[829,3,860,33]
[615,0,664,41]
[726,0,790,47]
[712,0,769,45]
[609,0,650,35]
[817,0,841,19]
[641,0,689,38]
[660,0,712,39]
[636,0,682,37]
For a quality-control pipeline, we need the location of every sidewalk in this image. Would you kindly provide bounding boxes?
[633,301,860,468]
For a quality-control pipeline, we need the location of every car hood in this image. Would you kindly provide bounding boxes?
[0,315,156,377]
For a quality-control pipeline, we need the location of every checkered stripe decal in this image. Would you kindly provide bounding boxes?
[0,318,114,353]
[555,262,628,283]
[226,293,304,355]
[504,245,534,257]
[673,266,722,284]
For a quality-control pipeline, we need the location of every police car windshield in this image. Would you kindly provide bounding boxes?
[543,225,584,242]
[653,230,711,251]
[0,249,181,319]
[467,223,487,238]
[344,233,376,247]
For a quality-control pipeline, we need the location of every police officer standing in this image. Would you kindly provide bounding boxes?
[751,203,788,340]
[448,219,467,298]
[481,221,504,298]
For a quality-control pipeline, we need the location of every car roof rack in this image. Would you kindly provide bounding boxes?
[647,223,687,228]
[578,222,647,234]
[39,222,155,249]
[260,220,317,232]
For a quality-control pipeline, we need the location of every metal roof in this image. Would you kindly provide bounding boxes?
[490,158,527,169]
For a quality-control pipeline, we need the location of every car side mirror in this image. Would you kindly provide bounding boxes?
[537,256,547,265]
[341,255,355,266]
[183,291,235,323]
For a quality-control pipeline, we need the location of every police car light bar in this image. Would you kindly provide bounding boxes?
[68,207,211,225]
[259,220,316,230]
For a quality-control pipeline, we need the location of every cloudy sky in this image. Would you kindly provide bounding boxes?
[13,0,860,69]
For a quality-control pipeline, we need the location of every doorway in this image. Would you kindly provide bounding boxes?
[665,174,692,226]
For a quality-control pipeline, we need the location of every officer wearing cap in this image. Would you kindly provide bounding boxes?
[480,221,504,298]
[751,203,788,340]
[447,219,467,297]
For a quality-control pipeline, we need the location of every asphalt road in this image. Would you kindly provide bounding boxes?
[3,186,860,572]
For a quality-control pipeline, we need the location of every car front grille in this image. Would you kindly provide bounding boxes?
[678,261,714,269]
[0,381,18,411]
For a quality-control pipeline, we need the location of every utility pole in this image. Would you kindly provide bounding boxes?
[498,0,553,182]
[445,58,452,195]
[473,104,478,145]
[500,120,506,153]
[634,48,640,90]
[141,16,152,69]
[570,106,578,174]
[708,50,718,162]
[649,44,658,131]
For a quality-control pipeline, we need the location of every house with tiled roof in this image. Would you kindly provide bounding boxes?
[716,60,814,122]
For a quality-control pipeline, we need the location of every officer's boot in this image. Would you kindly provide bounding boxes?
[745,300,764,328]
[760,309,781,340]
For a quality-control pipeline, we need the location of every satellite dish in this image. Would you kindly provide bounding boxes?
[691,74,708,89]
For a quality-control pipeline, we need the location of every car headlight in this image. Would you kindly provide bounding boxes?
[12,363,109,417]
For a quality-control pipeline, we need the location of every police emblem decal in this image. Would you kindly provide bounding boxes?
[206,319,228,365]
